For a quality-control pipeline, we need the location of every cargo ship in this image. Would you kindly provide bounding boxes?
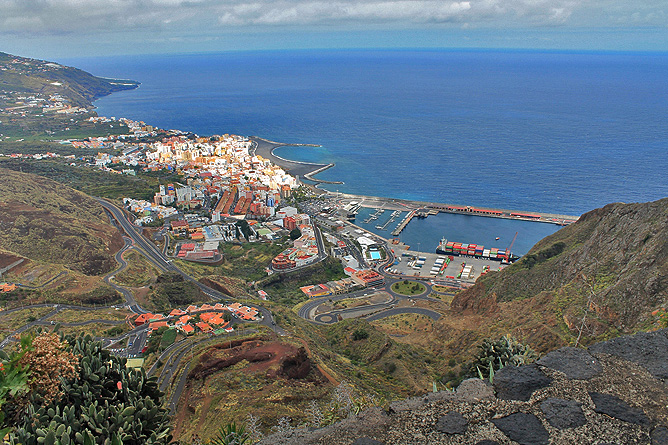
[436,238,519,262]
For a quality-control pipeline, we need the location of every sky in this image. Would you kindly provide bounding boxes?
[0,0,667,58]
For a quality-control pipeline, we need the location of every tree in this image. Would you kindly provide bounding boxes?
[19,332,79,404]
[352,329,369,341]
[289,228,302,240]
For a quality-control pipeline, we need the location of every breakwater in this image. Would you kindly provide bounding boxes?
[335,192,579,226]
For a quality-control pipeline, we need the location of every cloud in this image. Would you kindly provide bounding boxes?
[0,0,665,33]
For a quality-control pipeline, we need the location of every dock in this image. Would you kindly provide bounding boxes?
[376,210,401,231]
[392,209,417,236]
[332,192,580,226]
[363,205,385,224]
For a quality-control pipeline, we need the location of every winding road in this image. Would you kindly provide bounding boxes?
[96,198,286,336]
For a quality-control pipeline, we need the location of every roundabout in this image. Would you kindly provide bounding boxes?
[390,280,428,296]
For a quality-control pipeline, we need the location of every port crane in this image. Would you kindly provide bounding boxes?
[504,231,518,262]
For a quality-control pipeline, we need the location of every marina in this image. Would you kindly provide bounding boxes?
[347,205,563,256]
[362,206,386,224]
[333,192,579,226]
[376,210,401,231]
[391,209,417,236]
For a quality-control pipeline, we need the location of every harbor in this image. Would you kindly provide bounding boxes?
[333,191,579,226]
[335,202,566,257]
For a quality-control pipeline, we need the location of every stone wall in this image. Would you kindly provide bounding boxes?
[261,329,668,444]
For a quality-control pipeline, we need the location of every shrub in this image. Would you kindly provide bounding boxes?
[352,329,369,341]
[469,334,537,377]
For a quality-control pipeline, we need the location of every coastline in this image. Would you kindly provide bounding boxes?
[249,136,343,185]
[250,136,580,223]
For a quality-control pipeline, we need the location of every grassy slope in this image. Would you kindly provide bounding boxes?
[0,167,123,275]
[445,198,668,352]
[0,158,170,201]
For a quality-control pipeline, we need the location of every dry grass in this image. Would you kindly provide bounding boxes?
[0,307,54,341]
[114,250,160,287]
[49,308,133,324]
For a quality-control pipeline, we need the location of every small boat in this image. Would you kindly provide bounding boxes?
[495,237,500,240]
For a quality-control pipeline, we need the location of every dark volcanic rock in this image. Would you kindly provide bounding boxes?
[589,329,668,379]
[589,392,650,427]
[352,438,384,445]
[537,347,602,379]
[435,412,468,435]
[540,398,586,429]
[491,412,549,445]
[493,364,552,401]
[651,426,668,445]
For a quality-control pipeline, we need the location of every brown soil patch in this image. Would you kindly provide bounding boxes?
[188,340,319,381]
[172,386,192,439]
[295,337,339,386]
[0,251,23,269]
[59,275,104,295]
[199,277,233,297]
[196,393,214,432]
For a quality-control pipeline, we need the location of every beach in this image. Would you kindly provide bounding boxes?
[250,136,341,185]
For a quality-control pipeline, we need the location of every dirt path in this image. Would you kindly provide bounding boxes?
[295,338,339,386]
[196,393,214,432]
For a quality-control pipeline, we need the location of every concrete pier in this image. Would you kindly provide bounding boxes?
[333,192,580,226]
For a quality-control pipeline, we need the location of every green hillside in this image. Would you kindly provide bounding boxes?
[0,51,138,107]
[451,198,668,345]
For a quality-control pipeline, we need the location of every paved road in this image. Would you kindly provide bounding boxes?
[0,303,130,349]
[364,307,442,322]
[104,236,147,314]
[269,222,328,273]
[15,271,68,289]
[96,198,286,336]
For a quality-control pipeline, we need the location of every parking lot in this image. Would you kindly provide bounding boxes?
[386,250,507,282]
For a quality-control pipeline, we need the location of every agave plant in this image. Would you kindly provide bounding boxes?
[470,334,537,378]
[210,422,250,445]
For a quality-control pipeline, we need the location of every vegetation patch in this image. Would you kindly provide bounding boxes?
[114,250,159,287]
[160,328,178,349]
[218,241,287,281]
[391,280,427,296]
[259,257,346,306]
[148,272,208,311]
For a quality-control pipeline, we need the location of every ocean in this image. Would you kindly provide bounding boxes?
[65,49,668,254]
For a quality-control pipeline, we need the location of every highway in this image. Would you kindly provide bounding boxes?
[96,198,286,336]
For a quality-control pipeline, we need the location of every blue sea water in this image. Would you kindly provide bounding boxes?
[64,49,668,254]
